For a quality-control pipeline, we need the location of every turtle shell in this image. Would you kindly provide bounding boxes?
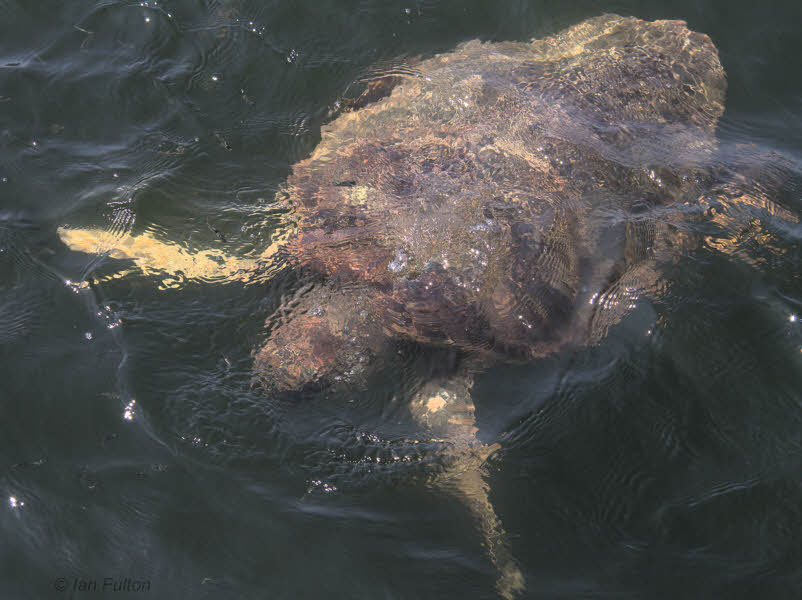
[264,15,727,373]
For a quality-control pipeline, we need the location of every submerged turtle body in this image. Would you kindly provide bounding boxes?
[57,15,795,600]
[248,19,729,597]
[255,14,727,388]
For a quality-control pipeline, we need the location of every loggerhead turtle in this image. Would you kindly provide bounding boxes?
[57,14,795,598]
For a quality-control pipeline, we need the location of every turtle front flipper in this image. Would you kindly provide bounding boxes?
[411,377,525,600]
[57,226,290,288]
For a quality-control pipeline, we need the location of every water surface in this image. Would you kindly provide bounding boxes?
[1,1,801,598]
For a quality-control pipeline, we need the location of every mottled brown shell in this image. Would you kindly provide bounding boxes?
[257,15,728,389]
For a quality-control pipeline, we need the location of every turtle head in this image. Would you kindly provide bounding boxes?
[253,282,388,393]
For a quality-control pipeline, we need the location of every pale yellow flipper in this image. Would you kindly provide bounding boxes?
[412,378,525,599]
[57,225,292,289]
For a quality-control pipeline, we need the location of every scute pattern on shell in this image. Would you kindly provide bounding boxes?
[256,15,727,387]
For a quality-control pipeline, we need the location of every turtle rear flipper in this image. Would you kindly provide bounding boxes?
[696,155,799,267]
[340,59,422,113]
[341,76,407,112]
[411,377,525,599]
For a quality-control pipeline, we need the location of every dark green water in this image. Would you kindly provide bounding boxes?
[2,1,801,598]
